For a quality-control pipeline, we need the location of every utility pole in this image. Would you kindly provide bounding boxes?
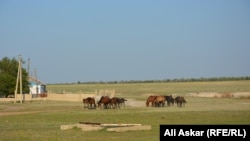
[27,58,30,77]
[35,68,38,95]
[14,55,23,104]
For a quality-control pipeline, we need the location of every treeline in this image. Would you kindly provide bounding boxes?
[60,76,250,85]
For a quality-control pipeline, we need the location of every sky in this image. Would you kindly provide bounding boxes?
[0,0,250,84]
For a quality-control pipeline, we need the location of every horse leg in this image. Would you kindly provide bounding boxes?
[98,103,102,109]
[155,101,159,107]
[105,103,110,109]
[179,102,182,107]
[117,102,120,109]
[162,101,165,107]
[118,102,121,108]
[109,103,113,109]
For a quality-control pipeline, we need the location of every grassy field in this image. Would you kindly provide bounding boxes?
[0,80,250,141]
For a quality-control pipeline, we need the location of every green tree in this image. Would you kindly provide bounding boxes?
[0,57,29,97]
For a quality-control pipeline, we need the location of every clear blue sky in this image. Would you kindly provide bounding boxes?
[1,0,250,84]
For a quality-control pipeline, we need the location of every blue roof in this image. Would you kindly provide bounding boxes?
[29,82,39,86]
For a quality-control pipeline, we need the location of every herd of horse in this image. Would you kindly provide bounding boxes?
[82,96,127,109]
[82,95,187,109]
[146,95,187,107]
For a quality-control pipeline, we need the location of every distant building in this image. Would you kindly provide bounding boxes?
[28,76,47,96]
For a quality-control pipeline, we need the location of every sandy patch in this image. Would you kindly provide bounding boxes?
[125,98,145,107]
[188,92,250,98]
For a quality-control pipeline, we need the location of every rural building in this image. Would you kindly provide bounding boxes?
[28,76,47,96]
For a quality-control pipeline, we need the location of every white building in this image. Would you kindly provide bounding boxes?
[28,76,47,95]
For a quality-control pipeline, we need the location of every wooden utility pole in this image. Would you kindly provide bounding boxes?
[27,58,30,77]
[14,55,23,104]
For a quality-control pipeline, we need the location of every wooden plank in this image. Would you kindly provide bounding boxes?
[77,124,104,131]
[106,125,151,132]
[61,123,151,132]
[79,122,101,125]
[79,122,142,127]
[101,123,142,127]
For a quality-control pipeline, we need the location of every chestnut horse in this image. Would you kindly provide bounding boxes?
[153,96,166,107]
[97,96,111,109]
[146,95,157,107]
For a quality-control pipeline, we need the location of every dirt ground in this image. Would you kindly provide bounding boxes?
[125,98,145,107]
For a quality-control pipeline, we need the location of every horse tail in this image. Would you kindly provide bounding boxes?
[146,100,149,107]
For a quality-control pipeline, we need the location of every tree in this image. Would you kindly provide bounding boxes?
[0,57,29,97]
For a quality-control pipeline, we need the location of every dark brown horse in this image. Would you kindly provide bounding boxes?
[82,97,96,109]
[146,95,157,107]
[165,95,174,107]
[175,96,187,107]
[109,97,120,109]
[97,96,110,109]
[118,98,127,108]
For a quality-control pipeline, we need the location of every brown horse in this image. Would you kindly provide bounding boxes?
[97,96,110,109]
[118,98,127,108]
[146,95,157,107]
[109,97,120,109]
[175,96,187,107]
[82,97,96,109]
[153,96,166,107]
[109,97,128,109]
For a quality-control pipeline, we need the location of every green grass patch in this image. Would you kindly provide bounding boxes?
[1,81,250,141]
